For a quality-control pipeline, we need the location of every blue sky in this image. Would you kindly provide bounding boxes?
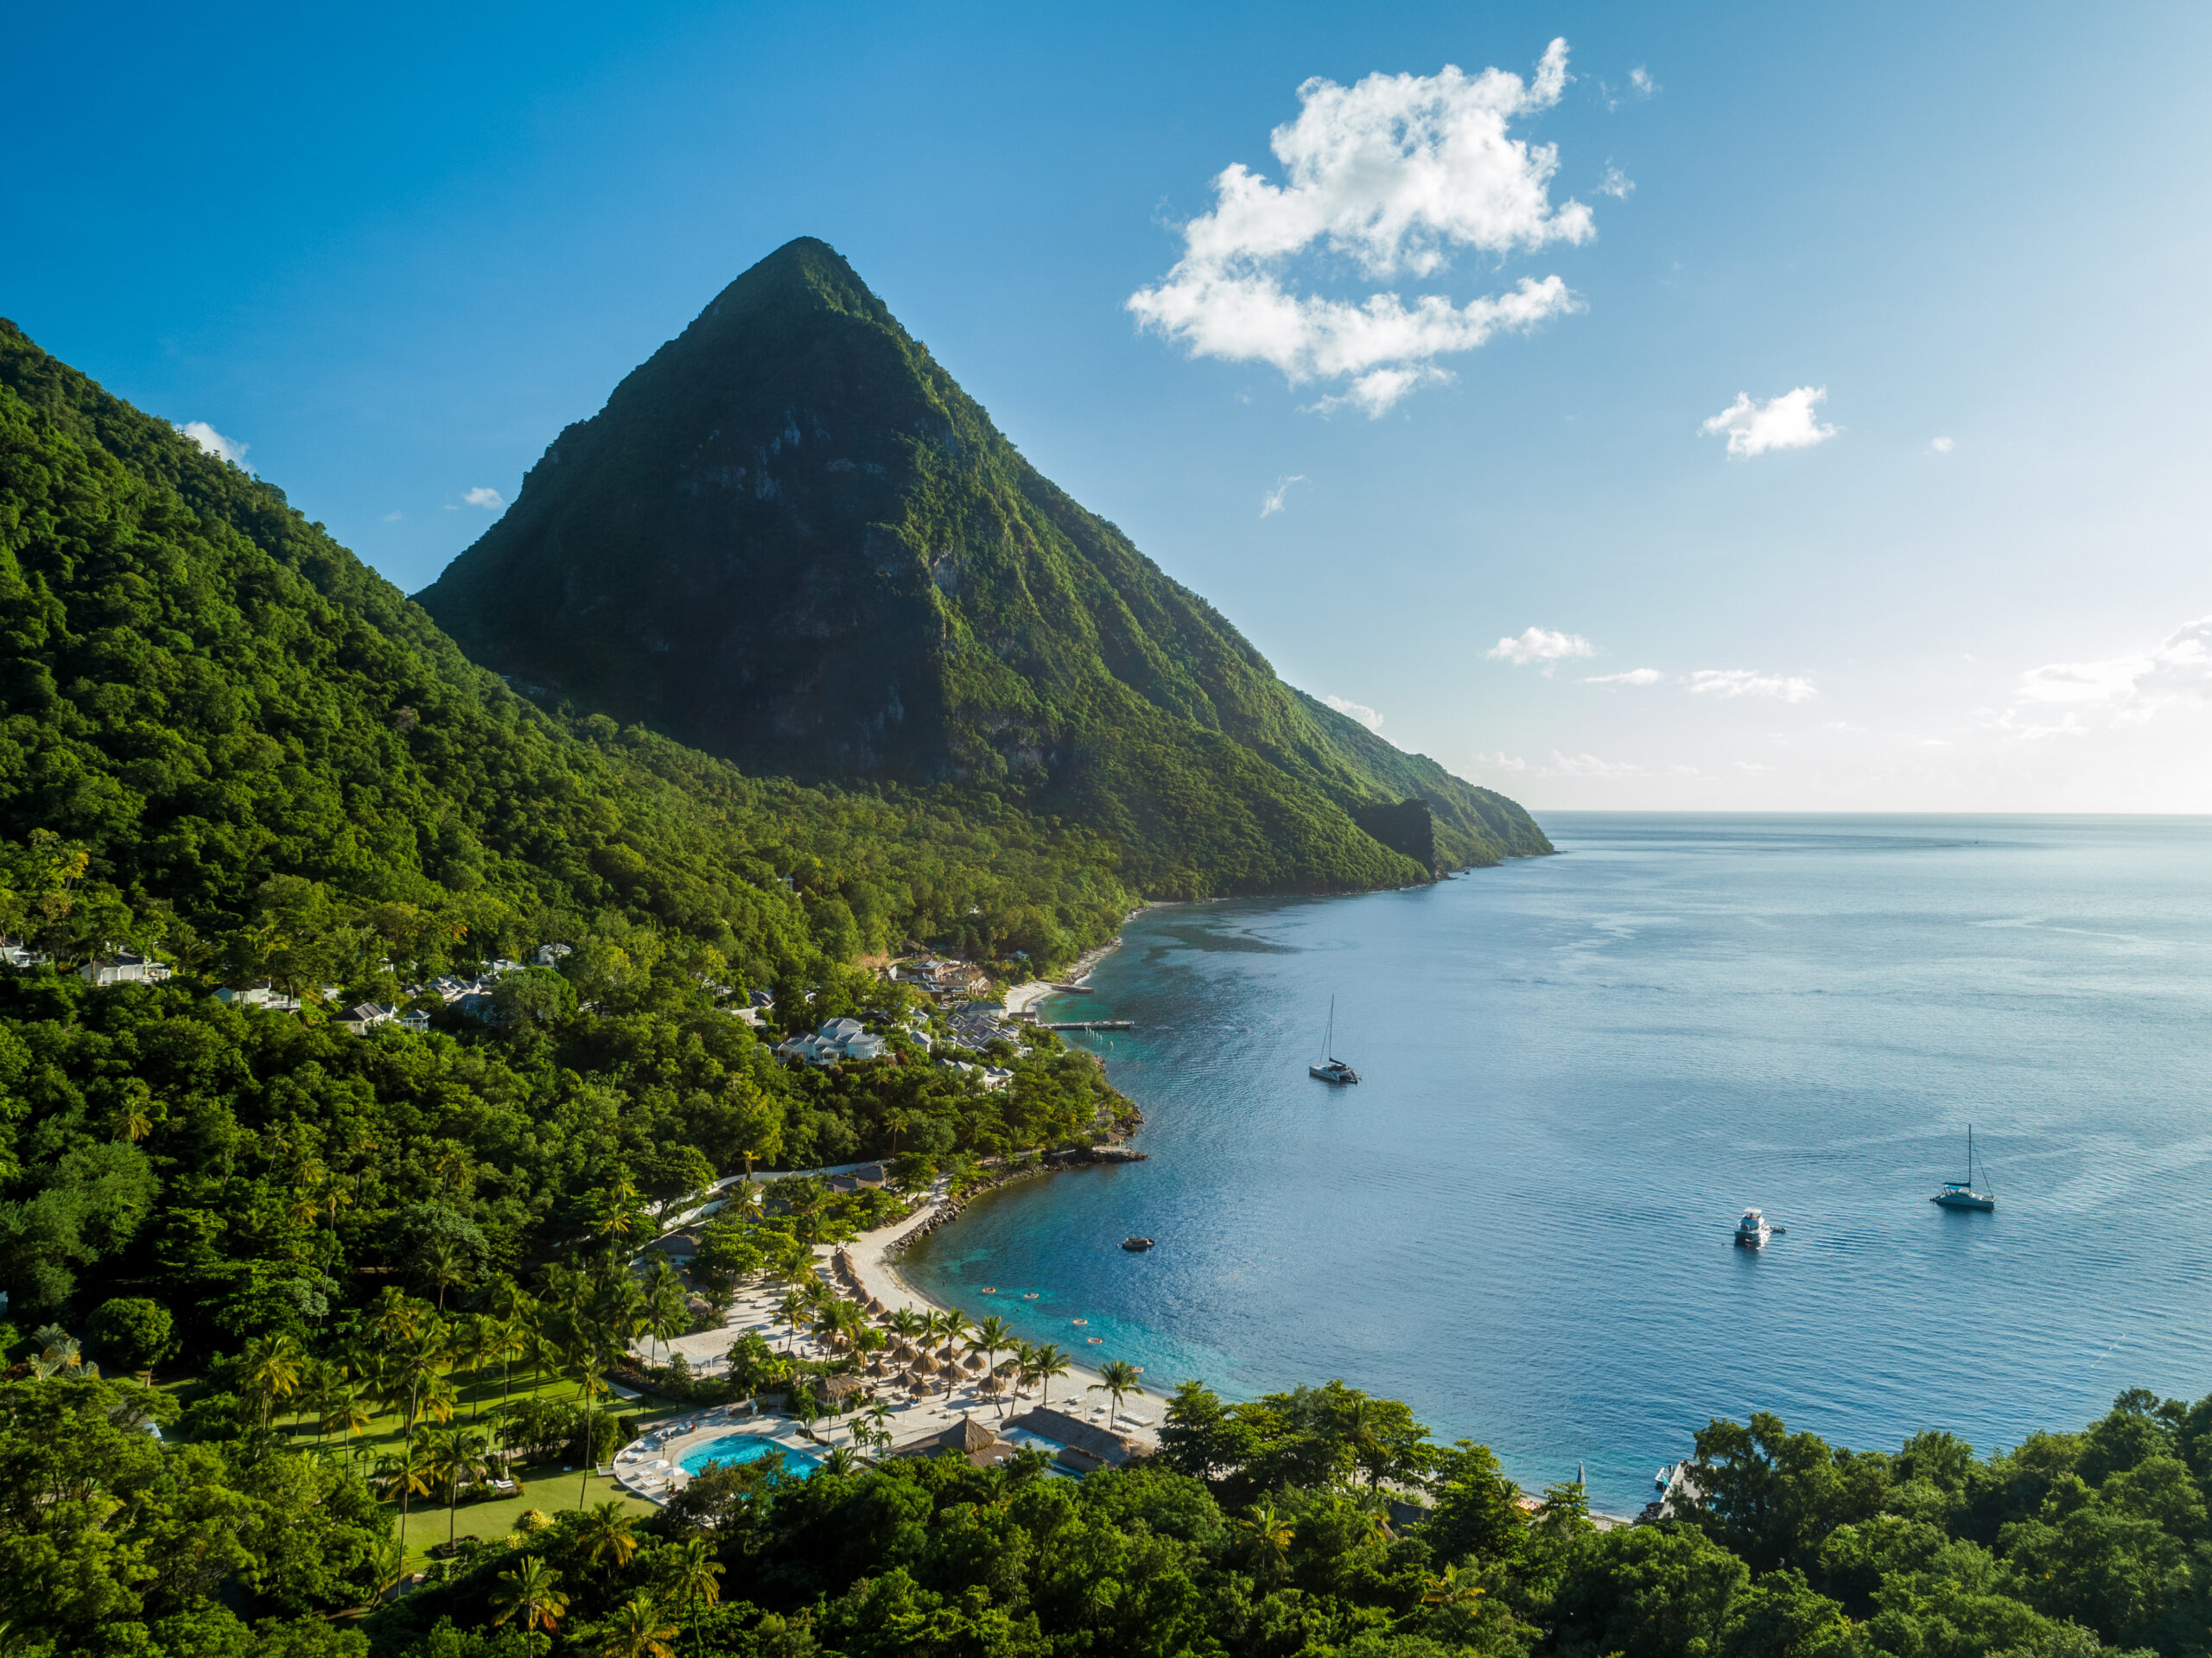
[13,1,2212,810]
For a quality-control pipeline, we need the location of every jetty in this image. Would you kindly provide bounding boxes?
[1039,1020,1135,1032]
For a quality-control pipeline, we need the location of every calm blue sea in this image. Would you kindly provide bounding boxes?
[900,816,2212,1514]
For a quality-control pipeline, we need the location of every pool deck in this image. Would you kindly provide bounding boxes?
[620,1182,1161,1502]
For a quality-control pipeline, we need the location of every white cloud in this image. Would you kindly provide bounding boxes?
[1323,693,1385,732]
[1688,669,1818,703]
[1261,474,1309,517]
[1487,626,1596,671]
[1584,667,1662,686]
[383,511,405,523]
[1128,41,1593,416]
[1598,166,1634,199]
[1929,435,1955,454]
[462,486,506,511]
[1630,66,1658,98]
[1700,386,1837,457]
[1472,749,1529,774]
[1548,750,1644,778]
[175,421,249,470]
[2013,616,2212,727]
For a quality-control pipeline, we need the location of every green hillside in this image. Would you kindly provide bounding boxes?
[418,238,1549,895]
[0,320,1134,979]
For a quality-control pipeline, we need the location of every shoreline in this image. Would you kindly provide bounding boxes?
[836,1180,1166,1451]
[1001,931,1128,1019]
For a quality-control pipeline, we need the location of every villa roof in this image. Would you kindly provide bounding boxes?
[891,1414,999,1460]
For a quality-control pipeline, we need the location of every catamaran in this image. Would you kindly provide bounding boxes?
[1931,1124,1996,1210]
[1308,994,1360,1084]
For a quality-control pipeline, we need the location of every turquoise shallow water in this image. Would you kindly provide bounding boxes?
[901,815,2212,1514]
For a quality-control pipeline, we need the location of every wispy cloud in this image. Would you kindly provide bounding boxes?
[1261,474,1309,517]
[1128,41,1593,416]
[1929,435,1955,454]
[176,421,249,470]
[383,511,405,523]
[1548,750,1644,778]
[1630,66,1658,98]
[1487,626,1596,672]
[1583,667,1662,686]
[1597,165,1634,199]
[1688,669,1818,703]
[462,486,506,511]
[1323,693,1385,732]
[1472,749,1529,774]
[2012,616,2212,729]
[1700,387,1837,458]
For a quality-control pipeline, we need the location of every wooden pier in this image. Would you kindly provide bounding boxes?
[1039,1020,1135,1032]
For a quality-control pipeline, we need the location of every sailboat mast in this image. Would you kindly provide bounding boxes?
[1325,994,1334,1061]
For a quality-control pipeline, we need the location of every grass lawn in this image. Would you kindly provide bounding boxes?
[171,1361,687,1571]
[393,1464,658,1568]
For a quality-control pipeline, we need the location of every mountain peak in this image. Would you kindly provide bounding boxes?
[417,250,1548,894]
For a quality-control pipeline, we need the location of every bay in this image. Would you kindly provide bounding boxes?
[899,814,2212,1514]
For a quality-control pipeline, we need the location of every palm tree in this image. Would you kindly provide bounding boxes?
[297,1362,346,1445]
[239,1332,306,1431]
[1419,1563,1484,1610]
[374,1446,433,1561]
[451,1313,503,1421]
[1087,1360,1141,1432]
[665,1536,725,1655]
[967,1315,1014,1416]
[861,1399,894,1449]
[578,1497,641,1580]
[575,1367,610,1510]
[643,1259,687,1367]
[886,1307,924,1342]
[1234,1495,1295,1584]
[416,1236,472,1312]
[600,1594,679,1658]
[490,1556,569,1636]
[774,1291,807,1355]
[107,1097,152,1143]
[325,1387,373,1466]
[1026,1343,1071,1409]
[422,1426,493,1547]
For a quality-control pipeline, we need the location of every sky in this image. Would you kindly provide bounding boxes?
[11,1,2212,810]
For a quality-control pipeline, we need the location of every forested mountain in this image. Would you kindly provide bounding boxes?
[418,238,1548,893]
[0,319,1136,978]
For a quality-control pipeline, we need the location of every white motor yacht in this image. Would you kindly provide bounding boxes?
[1733,1208,1772,1248]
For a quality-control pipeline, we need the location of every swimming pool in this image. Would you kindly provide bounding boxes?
[677,1434,825,1477]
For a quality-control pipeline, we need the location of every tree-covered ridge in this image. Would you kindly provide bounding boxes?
[418,238,1550,897]
[0,318,1135,974]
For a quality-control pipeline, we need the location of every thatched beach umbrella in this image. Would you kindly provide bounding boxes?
[891,1341,916,1364]
[865,1357,888,1377]
[936,1344,959,1363]
[912,1353,938,1376]
[866,1297,886,1316]
[962,1353,985,1374]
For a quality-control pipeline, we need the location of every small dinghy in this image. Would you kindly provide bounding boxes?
[1121,1236,1154,1252]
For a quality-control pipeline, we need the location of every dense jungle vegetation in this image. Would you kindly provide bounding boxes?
[11,1360,2209,1658]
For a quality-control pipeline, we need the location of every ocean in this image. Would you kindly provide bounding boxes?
[899,815,2212,1514]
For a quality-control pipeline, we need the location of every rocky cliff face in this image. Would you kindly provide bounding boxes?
[418,238,1549,894]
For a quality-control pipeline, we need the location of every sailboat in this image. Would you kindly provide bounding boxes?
[1930,1124,1996,1210]
[1308,994,1361,1084]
